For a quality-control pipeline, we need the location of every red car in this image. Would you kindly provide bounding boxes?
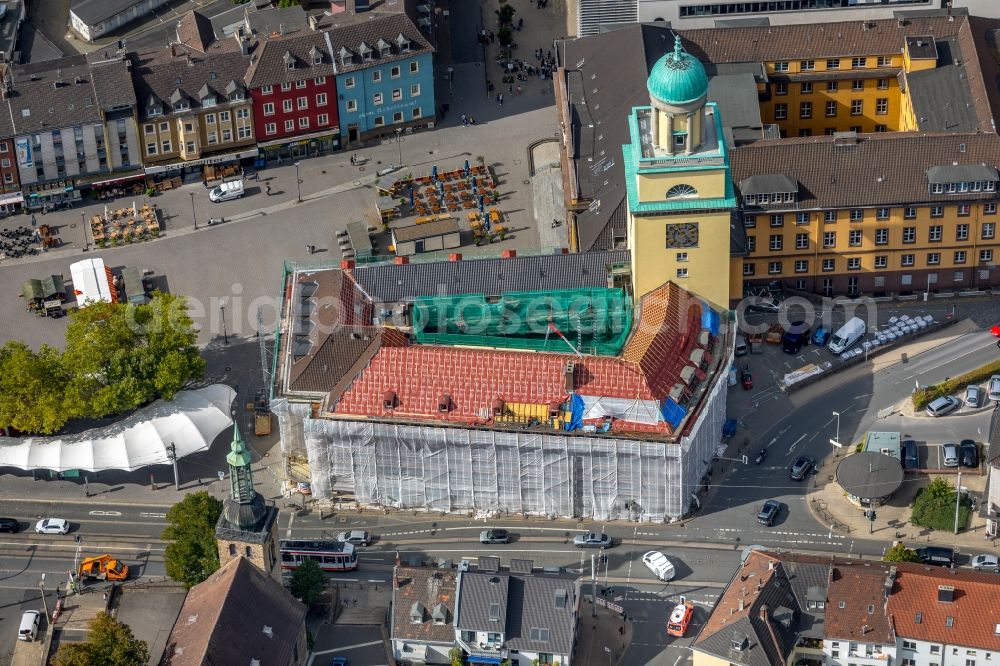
[992,324,1000,337]
[740,366,753,390]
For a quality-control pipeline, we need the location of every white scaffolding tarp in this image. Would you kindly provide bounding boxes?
[274,373,728,521]
[0,384,235,472]
[579,395,661,425]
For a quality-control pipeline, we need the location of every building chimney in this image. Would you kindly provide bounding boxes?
[394,256,409,265]
[738,598,744,612]
[340,259,356,270]
[501,249,516,259]
[308,14,319,31]
[449,252,462,261]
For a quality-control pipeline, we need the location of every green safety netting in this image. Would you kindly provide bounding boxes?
[411,288,633,356]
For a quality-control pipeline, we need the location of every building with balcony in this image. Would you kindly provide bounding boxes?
[272,249,732,522]
[1,50,142,210]
[693,548,1000,666]
[557,11,1000,302]
[131,17,256,180]
[453,560,580,666]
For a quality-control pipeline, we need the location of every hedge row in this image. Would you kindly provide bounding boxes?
[912,357,1000,409]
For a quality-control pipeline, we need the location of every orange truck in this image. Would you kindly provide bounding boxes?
[77,555,129,581]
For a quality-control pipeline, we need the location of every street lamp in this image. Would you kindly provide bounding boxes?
[189,191,197,230]
[605,646,612,666]
[830,411,841,448]
[80,211,88,251]
[39,573,49,622]
[293,162,301,203]
[220,301,228,345]
[395,127,403,167]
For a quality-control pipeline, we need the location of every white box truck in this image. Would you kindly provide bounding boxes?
[828,316,866,354]
[208,179,244,202]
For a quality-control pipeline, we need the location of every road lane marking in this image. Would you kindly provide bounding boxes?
[138,512,165,519]
[787,433,806,455]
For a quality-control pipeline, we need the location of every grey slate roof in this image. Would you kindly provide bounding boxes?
[324,12,433,75]
[87,51,137,110]
[6,55,104,134]
[456,570,579,657]
[350,250,630,303]
[559,23,674,252]
[246,6,309,37]
[707,72,764,135]
[71,0,144,26]
[131,48,251,121]
[926,163,999,184]
[245,30,337,89]
[905,37,980,133]
[392,218,460,242]
[739,174,797,195]
[781,561,828,639]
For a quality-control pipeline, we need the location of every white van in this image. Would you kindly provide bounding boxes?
[208,179,244,203]
[828,316,866,354]
[18,610,39,641]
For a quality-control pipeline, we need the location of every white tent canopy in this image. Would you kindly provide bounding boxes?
[0,385,236,472]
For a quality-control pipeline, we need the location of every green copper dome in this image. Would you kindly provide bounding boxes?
[647,36,709,106]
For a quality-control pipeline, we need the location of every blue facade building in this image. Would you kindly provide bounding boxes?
[328,14,436,144]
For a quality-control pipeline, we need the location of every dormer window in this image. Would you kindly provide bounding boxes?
[174,101,187,112]
[147,104,161,117]
[309,46,323,65]
[396,33,410,52]
[339,46,352,67]
[739,174,799,207]
[283,51,295,70]
[359,42,373,61]
[377,38,391,57]
[225,80,244,102]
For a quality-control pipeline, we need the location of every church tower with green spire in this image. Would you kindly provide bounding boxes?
[215,422,280,580]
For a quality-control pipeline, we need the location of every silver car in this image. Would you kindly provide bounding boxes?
[336,530,371,547]
[574,532,612,548]
[964,385,982,408]
[990,375,1000,402]
[942,442,959,467]
[971,553,999,572]
[925,396,960,417]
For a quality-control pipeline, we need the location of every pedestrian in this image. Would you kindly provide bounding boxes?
[499,93,504,106]
[509,83,513,94]
[266,182,272,195]
[30,213,36,227]
[518,18,523,30]
[516,85,522,96]
[489,31,495,43]
[461,113,468,126]
[470,116,477,125]
[306,244,312,255]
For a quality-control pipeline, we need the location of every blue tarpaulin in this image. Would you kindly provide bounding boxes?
[468,658,503,665]
[660,398,687,429]
[701,302,720,335]
[565,393,585,431]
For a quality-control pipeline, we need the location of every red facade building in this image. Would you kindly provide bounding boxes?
[245,29,341,160]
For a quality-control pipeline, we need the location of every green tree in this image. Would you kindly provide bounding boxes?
[496,4,516,25]
[884,543,920,562]
[162,492,223,587]
[911,478,970,532]
[276,0,299,6]
[53,612,149,666]
[60,293,204,422]
[0,342,69,433]
[289,557,326,606]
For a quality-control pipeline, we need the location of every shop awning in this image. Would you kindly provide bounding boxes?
[0,192,24,205]
[0,385,236,472]
[257,128,340,148]
[143,148,258,174]
[89,173,147,188]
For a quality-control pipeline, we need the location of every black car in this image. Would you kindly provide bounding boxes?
[757,500,782,526]
[781,321,811,354]
[916,546,955,567]
[902,439,919,470]
[789,456,814,481]
[960,439,979,468]
[0,518,18,533]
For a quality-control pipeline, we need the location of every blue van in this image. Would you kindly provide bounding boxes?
[812,326,830,346]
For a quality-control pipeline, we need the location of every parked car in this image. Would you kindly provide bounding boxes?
[757,500,782,527]
[740,365,753,390]
[989,375,1000,402]
[942,442,960,467]
[828,317,866,354]
[960,440,979,468]
[746,297,782,314]
[781,321,811,354]
[971,553,999,572]
[574,532,612,548]
[208,179,245,203]
[734,335,749,357]
[916,546,955,567]
[925,396,961,417]
[811,326,830,346]
[480,529,511,545]
[18,610,39,642]
[336,530,371,547]
[330,658,348,666]
[666,601,695,637]
[642,551,676,581]
[992,323,1000,337]
[965,385,982,408]
[0,517,19,533]
[34,518,69,534]
[789,456,814,481]
[902,439,919,470]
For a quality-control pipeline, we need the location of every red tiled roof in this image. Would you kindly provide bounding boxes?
[331,282,706,434]
[825,565,893,643]
[888,565,1000,649]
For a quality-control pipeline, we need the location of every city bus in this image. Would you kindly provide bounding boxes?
[279,539,358,572]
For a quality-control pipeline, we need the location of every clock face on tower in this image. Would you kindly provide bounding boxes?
[666,222,699,249]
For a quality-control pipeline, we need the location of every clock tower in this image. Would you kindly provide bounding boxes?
[623,36,738,310]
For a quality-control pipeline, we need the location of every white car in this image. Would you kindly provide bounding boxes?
[642,551,675,581]
[336,530,371,547]
[34,518,69,534]
[989,375,1000,402]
